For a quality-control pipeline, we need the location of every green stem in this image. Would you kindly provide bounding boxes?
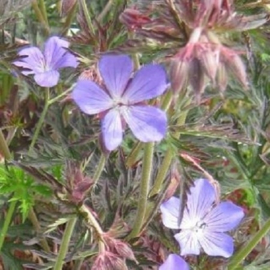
[227,218,270,270]
[32,0,50,35]
[149,97,190,197]
[39,0,49,26]
[28,208,50,252]
[0,130,11,160]
[127,142,154,239]
[61,3,77,35]
[149,149,174,197]
[126,91,173,168]
[126,142,142,168]
[93,155,106,185]
[161,91,173,111]
[28,88,50,154]
[53,217,77,270]
[48,85,73,105]
[79,0,96,38]
[0,200,16,251]
[79,204,105,251]
[97,0,113,22]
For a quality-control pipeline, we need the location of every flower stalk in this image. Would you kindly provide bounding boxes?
[149,95,191,197]
[0,129,11,160]
[28,87,50,154]
[0,200,16,251]
[53,217,77,270]
[32,0,50,35]
[93,155,106,186]
[228,218,270,270]
[79,0,96,37]
[79,203,105,252]
[127,142,154,239]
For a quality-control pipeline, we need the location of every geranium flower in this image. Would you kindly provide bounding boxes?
[160,178,244,258]
[13,36,78,87]
[160,254,189,270]
[72,54,168,151]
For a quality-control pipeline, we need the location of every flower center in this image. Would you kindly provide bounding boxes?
[191,220,207,234]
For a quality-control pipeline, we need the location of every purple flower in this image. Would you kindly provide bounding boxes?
[160,254,189,270]
[13,36,78,87]
[160,178,244,258]
[72,55,168,151]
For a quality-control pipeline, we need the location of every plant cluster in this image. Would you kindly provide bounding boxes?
[0,0,270,269]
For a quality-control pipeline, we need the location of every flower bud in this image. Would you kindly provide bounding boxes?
[169,60,189,93]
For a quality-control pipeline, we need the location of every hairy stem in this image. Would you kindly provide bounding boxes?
[0,129,11,160]
[126,142,142,168]
[61,3,77,35]
[97,0,113,22]
[79,203,105,251]
[93,155,106,185]
[28,88,50,154]
[228,218,270,270]
[39,0,49,26]
[53,217,77,270]
[32,0,50,35]
[0,200,16,251]
[28,208,50,252]
[127,142,154,239]
[149,96,190,197]
[79,0,96,38]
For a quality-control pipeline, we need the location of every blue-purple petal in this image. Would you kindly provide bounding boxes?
[199,231,234,258]
[159,254,189,270]
[44,36,78,70]
[122,64,169,103]
[204,202,244,232]
[72,80,113,114]
[98,55,133,98]
[13,47,45,75]
[121,105,167,142]
[175,230,201,256]
[34,70,60,87]
[101,109,123,151]
[160,197,181,229]
[181,179,215,229]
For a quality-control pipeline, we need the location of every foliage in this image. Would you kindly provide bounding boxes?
[0,0,269,269]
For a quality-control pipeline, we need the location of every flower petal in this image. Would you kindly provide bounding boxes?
[159,254,189,270]
[175,230,201,256]
[44,36,78,70]
[199,231,234,258]
[72,80,113,114]
[160,197,181,229]
[181,179,215,229]
[13,47,45,75]
[122,64,168,103]
[99,55,133,97]
[34,70,60,87]
[204,202,244,232]
[101,109,123,151]
[121,105,167,142]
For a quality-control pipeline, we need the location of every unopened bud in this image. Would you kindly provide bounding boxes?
[221,47,248,88]
[169,60,188,93]
[216,63,228,92]
[189,58,207,98]
[200,48,220,81]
